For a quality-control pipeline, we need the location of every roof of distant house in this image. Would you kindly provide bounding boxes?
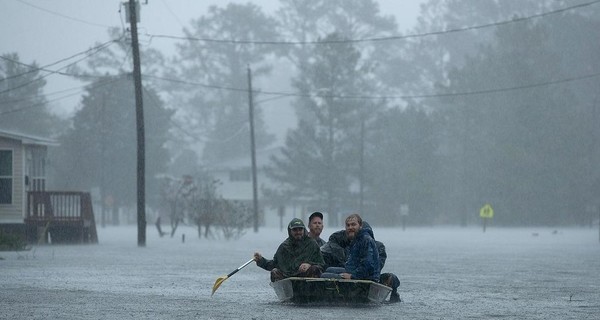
[0,129,58,146]
[203,146,283,171]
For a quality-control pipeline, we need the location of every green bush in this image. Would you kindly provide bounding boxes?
[0,232,26,251]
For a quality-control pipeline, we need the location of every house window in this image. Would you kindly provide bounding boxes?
[229,168,251,182]
[0,150,13,204]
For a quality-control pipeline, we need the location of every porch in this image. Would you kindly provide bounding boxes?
[25,191,98,244]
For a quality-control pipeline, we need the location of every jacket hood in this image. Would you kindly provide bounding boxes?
[328,230,350,247]
[287,218,307,238]
[361,221,375,239]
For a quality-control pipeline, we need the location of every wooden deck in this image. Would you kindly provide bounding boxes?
[25,191,98,244]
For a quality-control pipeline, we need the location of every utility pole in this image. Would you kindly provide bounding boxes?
[127,0,146,246]
[100,91,106,228]
[247,66,259,233]
[359,118,365,214]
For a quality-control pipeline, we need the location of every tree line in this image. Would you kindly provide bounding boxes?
[1,0,599,227]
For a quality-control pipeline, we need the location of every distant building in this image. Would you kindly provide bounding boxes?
[204,146,313,229]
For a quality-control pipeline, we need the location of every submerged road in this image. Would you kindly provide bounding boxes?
[1,225,599,319]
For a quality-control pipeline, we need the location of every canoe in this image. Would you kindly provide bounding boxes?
[270,277,391,303]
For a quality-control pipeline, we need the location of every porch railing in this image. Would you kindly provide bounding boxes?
[25,191,98,243]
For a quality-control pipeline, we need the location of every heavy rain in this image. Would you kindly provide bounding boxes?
[2,226,599,319]
[1,1,600,319]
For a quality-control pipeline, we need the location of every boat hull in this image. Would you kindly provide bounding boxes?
[270,277,391,303]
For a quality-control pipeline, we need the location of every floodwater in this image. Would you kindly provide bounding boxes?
[1,225,599,319]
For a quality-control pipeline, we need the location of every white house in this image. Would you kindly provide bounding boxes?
[204,146,316,229]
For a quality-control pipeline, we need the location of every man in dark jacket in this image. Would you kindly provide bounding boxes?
[321,220,401,303]
[254,218,324,282]
[321,213,380,282]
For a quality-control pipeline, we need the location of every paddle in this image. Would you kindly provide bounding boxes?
[211,258,255,296]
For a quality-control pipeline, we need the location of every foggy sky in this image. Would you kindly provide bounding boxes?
[0,0,423,144]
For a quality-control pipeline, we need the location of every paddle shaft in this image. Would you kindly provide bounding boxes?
[226,259,254,278]
[211,258,255,296]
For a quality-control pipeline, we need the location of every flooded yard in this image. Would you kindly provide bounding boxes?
[1,225,599,319]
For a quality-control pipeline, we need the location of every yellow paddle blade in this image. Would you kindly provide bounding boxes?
[211,275,229,296]
[211,259,255,296]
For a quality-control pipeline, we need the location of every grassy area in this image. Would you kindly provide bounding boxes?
[0,232,27,251]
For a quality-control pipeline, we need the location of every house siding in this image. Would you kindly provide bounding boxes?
[0,138,24,223]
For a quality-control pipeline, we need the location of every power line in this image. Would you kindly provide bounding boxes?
[0,37,124,83]
[144,74,250,93]
[4,0,594,96]
[145,0,600,45]
[5,66,599,117]
[141,85,206,143]
[0,44,132,116]
[0,76,123,116]
[0,38,123,97]
[158,0,186,29]
[0,83,83,105]
[5,69,597,138]
[4,0,599,115]
[143,83,251,144]
[413,72,600,99]
[144,70,600,102]
[14,0,114,28]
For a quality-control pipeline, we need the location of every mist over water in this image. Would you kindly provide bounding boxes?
[1,226,598,319]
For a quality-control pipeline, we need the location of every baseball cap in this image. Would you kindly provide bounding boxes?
[309,211,323,222]
[288,218,305,229]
